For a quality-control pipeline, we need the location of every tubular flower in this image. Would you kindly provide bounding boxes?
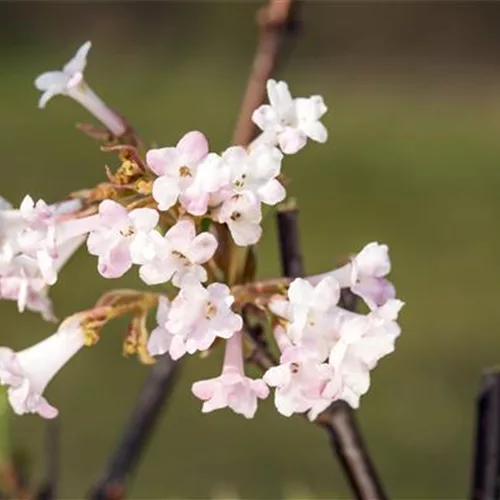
[0,319,85,418]
[35,41,126,136]
[192,331,269,418]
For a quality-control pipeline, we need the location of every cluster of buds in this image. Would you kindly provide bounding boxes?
[0,42,403,420]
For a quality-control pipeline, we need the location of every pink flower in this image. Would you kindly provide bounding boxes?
[138,218,217,287]
[147,131,209,212]
[192,332,269,418]
[0,319,85,418]
[87,200,159,279]
[308,242,396,310]
[252,79,328,155]
[180,153,230,216]
[165,278,243,360]
[263,337,340,420]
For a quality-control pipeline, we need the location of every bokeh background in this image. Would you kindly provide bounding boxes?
[2,1,500,498]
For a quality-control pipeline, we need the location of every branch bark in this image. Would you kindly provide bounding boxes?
[89,355,179,500]
[231,0,299,146]
[470,369,500,500]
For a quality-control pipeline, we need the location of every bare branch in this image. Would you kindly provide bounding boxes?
[470,369,500,500]
[231,0,299,146]
[89,355,179,500]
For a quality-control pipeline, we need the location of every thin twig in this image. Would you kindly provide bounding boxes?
[470,368,500,500]
[275,207,387,500]
[34,420,60,500]
[232,0,299,146]
[89,355,179,500]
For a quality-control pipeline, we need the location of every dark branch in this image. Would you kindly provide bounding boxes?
[470,369,500,500]
[232,0,299,146]
[89,355,179,500]
[35,419,60,500]
[276,207,304,278]
[275,207,388,500]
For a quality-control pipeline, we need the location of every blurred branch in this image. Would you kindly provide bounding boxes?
[470,369,500,500]
[275,207,388,500]
[232,0,300,146]
[89,355,179,500]
[34,420,60,500]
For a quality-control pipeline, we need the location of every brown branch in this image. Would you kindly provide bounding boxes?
[231,0,299,146]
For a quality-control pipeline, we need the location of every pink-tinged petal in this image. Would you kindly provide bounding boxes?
[169,336,187,360]
[165,218,196,246]
[180,192,210,217]
[188,233,217,264]
[98,200,128,226]
[152,177,180,211]
[252,104,280,131]
[36,398,59,419]
[128,208,159,231]
[147,326,172,356]
[139,261,175,285]
[301,121,328,143]
[146,147,180,176]
[221,146,247,164]
[352,277,396,310]
[98,240,131,279]
[156,296,171,325]
[177,131,209,165]
[278,128,307,155]
[229,221,262,247]
[257,179,286,206]
[355,242,391,278]
[191,379,216,400]
[250,379,270,399]
[62,41,92,75]
[263,365,289,388]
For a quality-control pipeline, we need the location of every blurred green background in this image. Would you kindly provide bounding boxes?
[2,1,500,498]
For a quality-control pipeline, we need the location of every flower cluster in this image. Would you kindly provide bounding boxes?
[0,41,403,422]
[265,243,403,420]
[0,195,96,320]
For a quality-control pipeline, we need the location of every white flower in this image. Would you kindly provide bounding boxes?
[86,200,159,279]
[213,192,262,246]
[138,218,217,287]
[327,299,404,408]
[0,319,85,418]
[165,278,243,360]
[192,331,268,418]
[270,276,341,360]
[35,41,126,136]
[252,79,328,155]
[221,144,286,206]
[0,195,90,319]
